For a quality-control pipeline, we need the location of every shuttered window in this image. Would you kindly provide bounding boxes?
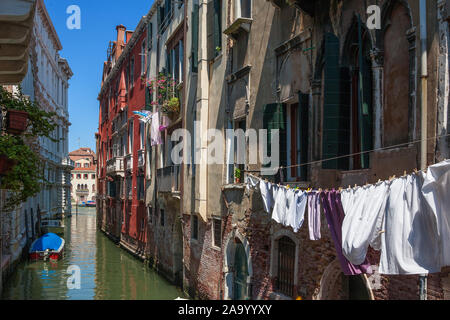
[207,0,222,61]
[263,103,287,181]
[191,4,199,72]
[322,33,350,170]
[298,92,309,181]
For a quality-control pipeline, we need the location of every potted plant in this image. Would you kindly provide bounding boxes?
[162,97,180,120]
[234,168,242,184]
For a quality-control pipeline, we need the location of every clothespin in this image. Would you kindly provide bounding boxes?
[286,185,290,190]
[414,168,418,174]
[403,170,407,177]
[354,184,357,189]
[348,185,351,190]
[338,187,343,192]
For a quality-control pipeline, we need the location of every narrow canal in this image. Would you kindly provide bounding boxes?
[1,207,186,300]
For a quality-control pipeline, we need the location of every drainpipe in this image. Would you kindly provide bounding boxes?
[420,0,428,171]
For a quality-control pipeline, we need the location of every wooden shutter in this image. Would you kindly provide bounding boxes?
[322,33,350,170]
[263,103,287,178]
[191,4,199,72]
[298,92,309,181]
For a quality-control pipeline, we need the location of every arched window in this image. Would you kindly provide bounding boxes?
[382,1,412,147]
[276,236,296,297]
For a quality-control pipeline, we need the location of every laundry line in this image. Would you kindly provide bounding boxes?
[271,132,450,171]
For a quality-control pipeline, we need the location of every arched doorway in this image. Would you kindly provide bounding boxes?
[223,231,253,300]
[233,239,249,300]
[315,259,373,300]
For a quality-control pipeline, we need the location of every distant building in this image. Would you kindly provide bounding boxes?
[69,148,97,204]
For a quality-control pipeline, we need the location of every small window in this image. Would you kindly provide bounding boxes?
[277,236,296,297]
[148,206,153,224]
[213,218,222,248]
[141,218,145,231]
[77,174,81,179]
[84,174,88,179]
[84,163,89,168]
[160,209,165,226]
[92,174,95,179]
[191,215,198,240]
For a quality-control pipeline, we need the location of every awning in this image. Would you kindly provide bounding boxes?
[0,0,36,85]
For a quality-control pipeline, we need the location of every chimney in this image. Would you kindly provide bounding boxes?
[115,25,126,59]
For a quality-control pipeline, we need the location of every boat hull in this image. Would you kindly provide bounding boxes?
[29,236,65,262]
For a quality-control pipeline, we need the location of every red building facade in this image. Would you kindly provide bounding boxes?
[97,22,148,252]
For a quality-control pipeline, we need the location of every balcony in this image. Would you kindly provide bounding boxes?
[125,154,133,171]
[157,165,180,194]
[61,157,74,169]
[223,17,253,40]
[137,150,145,169]
[0,0,36,84]
[106,156,124,176]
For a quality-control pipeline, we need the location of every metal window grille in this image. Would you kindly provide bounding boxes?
[277,236,295,297]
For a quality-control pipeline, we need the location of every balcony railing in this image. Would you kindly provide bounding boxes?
[125,154,133,171]
[157,165,180,193]
[138,150,145,169]
[76,189,89,194]
[106,156,124,176]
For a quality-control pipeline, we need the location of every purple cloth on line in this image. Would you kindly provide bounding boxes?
[320,190,373,276]
[308,192,321,241]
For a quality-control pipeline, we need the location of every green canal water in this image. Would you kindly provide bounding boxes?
[1,207,186,300]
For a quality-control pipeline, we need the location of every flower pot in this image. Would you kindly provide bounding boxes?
[6,110,28,135]
[0,154,16,176]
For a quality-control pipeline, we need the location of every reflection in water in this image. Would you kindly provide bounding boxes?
[1,207,185,300]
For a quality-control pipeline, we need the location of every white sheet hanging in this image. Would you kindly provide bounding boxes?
[285,189,308,233]
[341,182,390,265]
[379,174,440,275]
[259,180,273,214]
[422,159,450,269]
[272,186,287,225]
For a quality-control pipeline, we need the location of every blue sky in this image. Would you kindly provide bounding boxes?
[44,0,154,153]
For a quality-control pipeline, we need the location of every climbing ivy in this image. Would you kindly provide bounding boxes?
[0,86,58,211]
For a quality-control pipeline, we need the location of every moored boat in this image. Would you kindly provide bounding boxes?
[29,233,65,261]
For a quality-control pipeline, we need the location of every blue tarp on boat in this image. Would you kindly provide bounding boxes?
[31,233,63,252]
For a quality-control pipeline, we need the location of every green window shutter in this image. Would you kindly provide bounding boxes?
[191,4,199,73]
[298,92,309,181]
[145,87,151,110]
[207,0,214,61]
[213,0,222,56]
[322,32,350,170]
[147,23,152,49]
[360,56,373,169]
[357,15,373,169]
[263,103,287,177]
